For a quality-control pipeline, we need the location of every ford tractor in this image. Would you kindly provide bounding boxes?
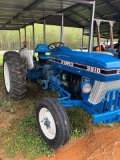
[3,2,120,149]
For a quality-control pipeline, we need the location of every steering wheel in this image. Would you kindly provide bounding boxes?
[48,42,64,50]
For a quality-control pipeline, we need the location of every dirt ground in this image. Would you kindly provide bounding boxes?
[1,126,120,160]
[39,127,120,160]
[1,90,120,160]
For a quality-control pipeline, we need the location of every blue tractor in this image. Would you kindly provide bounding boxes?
[3,0,120,149]
[3,40,120,149]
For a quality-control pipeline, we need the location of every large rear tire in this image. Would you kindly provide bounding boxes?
[3,51,27,100]
[36,97,70,149]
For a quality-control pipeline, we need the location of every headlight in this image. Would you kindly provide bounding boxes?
[82,82,92,93]
[45,52,51,55]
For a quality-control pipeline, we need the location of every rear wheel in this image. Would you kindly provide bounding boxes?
[3,51,27,100]
[36,97,70,149]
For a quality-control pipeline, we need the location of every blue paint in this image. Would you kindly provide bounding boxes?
[35,44,50,52]
[28,44,120,124]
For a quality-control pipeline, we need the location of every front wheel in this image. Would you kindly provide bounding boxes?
[36,97,70,149]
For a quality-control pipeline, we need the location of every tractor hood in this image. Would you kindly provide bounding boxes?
[86,51,120,70]
[51,47,120,81]
[53,47,120,70]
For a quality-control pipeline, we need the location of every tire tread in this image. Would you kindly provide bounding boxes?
[36,97,70,149]
[3,51,27,100]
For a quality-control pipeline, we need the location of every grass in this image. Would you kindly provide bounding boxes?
[0,66,92,160]
[67,108,92,138]
[0,96,54,159]
[0,104,54,159]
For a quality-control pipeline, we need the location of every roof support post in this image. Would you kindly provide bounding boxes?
[109,21,114,49]
[107,30,109,45]
[60,13,64,42]
[88,0,95,52]
[43,20,46,44]
[94,19,115,48]
[95,20,101,51]
[32,23,35,56]
[82,28,84,49]
[19,29,21,48]
[25,27,27,41]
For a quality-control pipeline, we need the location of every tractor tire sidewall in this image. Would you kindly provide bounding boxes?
[51,98,70,146]
[36,100,64,148]
[3,51,27,100]
[3,59,12,96]
[36,97,70,149]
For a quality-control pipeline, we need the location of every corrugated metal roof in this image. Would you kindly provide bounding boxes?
[0,0,120,38]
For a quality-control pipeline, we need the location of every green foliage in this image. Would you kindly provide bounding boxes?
[5,99,15,113]
[0,54,3,66]
[96,122,105,128]
[0,103,92,159]
[0,65,3,74]
[67,108,92,139]
[0,30,19,50]
[0,103,54,160]
[0,67,3,94]
[0,98,6,108]
[64,27,82,48]
[0,24,88,50]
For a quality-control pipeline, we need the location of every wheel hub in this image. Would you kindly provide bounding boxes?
[39,107,56,139]
[44,118,50,128]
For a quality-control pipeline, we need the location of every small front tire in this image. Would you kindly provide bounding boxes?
[36,97,70,149]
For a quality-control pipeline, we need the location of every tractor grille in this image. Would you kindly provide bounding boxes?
[88,80,120,104]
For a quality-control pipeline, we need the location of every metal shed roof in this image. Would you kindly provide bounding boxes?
[0,0,120,37]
